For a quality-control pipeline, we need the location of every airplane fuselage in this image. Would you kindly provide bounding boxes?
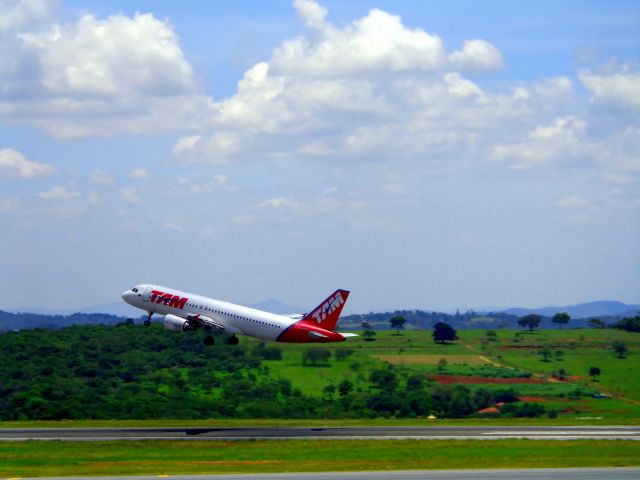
[122,284,352,344]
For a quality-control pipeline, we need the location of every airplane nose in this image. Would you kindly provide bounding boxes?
[122,290,132,302]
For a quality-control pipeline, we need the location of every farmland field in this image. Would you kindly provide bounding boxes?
[263,328,640,420]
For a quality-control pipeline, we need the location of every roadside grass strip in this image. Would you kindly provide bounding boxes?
[1,439,639,477]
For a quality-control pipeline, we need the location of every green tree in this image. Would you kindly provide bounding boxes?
[389,315,407,333]
[334,348,354,361]
[485,330,498,341]
[338,379,354,396]
[362,330,377,341]
[369,368,397,392]
[552,312,570,329]
[518,314,542,332]
[588,366,601,381]
[302,348,331,366]
[612,316,640,333]
[612,341,628,359]
[588,318,606,329]
[432,322,458,344]
[538,348,553,362]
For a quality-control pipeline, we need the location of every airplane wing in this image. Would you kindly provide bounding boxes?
[187,314,226,333]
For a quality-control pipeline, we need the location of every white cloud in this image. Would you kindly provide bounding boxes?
[163,223,184,232]
[89,169,115,186]
[120,187,139,203]
[20,13,195,97]
[0,148,55,178]
[0,0,56,32]
[2,7,213,138]
[579,66,640,112]
[38,185,78,201]
[201,226,216,237]
[172,1,518,166]
[556,195,589,208]
[129,168,149,180]
[492,116,591,169]
[273,6,446,76]
[449,39,504,73]
[293,0,329,31]
[173,174,240,194]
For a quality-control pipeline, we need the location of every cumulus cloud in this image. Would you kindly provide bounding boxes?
[163,223,184,232]
[0,148,55,178]
[173,0,517,165]
[89,169,115,186]
[20,13,196,97]
[275,6,446,76]
[578,64,640,112]
[556,195,589,208]
[449,39,504,73]
[120,187,139,203]
[129,168,149,179]
[173,174,239,194]
[1,5,213,138]
[39,185,78,200]
[492,116,592,169]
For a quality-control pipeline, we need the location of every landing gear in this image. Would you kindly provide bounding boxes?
[144,312,152,326]
[203,336,215,346]
[227,335,239,346]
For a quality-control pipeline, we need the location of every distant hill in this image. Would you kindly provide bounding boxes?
[2,299,638,332]
[14,301,141,318]
[0,311,129,331]
[500,300,640,319]
[14,298,304,318]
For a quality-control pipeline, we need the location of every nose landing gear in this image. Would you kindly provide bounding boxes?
[144,312,152,326]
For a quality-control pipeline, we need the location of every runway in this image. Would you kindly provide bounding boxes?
[1,425,639,441]
[11,468,640,480]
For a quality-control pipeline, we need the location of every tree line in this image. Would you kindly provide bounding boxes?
[0,323,547,421]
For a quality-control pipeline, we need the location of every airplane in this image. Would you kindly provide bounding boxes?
[121,284,356,346]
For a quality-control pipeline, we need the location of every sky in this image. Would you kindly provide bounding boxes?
[1,0,639,314]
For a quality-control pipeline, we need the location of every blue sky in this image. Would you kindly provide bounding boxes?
[1,0,639,314]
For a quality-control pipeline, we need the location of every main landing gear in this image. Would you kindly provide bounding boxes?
[202,335,239,346]
[144,312,152,326]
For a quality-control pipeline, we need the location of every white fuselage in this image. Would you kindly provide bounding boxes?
[122,284,298,341]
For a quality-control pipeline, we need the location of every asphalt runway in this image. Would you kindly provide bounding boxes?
[12,468,640,480]
[1,425,639,441]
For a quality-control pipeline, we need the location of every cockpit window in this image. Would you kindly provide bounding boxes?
[132,287,138,293]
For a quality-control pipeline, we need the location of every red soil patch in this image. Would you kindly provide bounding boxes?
[498,345,610,350]
[431,375,547,384]
[518,396,547,402]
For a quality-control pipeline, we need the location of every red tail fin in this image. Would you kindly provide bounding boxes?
[302,289,350,331]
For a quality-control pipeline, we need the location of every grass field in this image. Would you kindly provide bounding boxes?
[257,329,640,420]
[2,328,637,426]
[1,439,639,476]
[1,328,639,476]
[374,354,488,365]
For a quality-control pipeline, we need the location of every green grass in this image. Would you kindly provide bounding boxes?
[468,329,640,401]
[1,439,639,476]
[2,328,639,427]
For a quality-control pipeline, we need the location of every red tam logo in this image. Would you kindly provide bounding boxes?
[311,291,345,324]
[150,290,188,309]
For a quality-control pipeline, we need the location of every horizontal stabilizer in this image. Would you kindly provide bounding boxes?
[340,333,359,338]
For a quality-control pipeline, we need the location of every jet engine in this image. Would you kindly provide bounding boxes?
[163,314,196,332]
